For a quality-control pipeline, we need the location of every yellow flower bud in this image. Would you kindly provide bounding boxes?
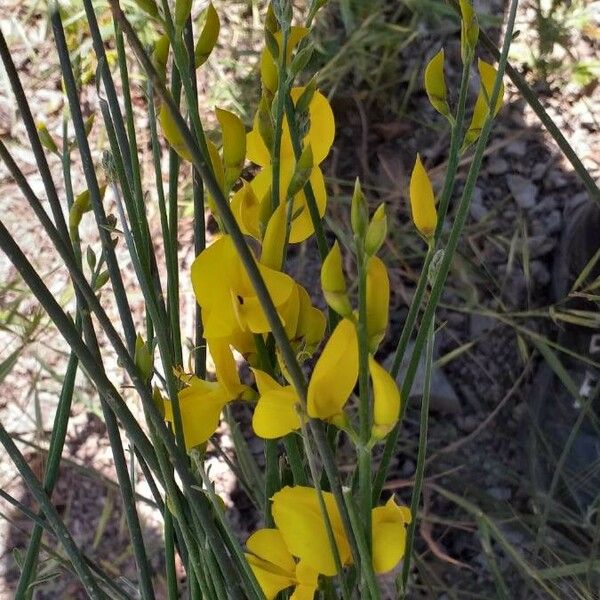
[216,107,246,193]
[364,203,387,256]
[366,256,389,352]
[424,49,450,117]
[459,0,479,62]
[463,60,505,149]
[260,203,286,270]
[134,334,154,383]
[320,241,353,317]
[409,154,437,239]
[307,318,358,421]
[194,3,220,68]
[158,103,191,161]
[369,356,400,440]
[351,178,368,239]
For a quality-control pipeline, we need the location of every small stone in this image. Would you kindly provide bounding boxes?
[385,342,461,416]
[531,260,551,286]
[487,157,508,175]
[488,486,512,501]
[544,210,562,234]
[469,187,488,222]
[506,140,527,156]
[507,174,538,209]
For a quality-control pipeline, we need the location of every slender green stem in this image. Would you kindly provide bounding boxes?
[373,0,519,500]
[271,27,290,211]
[284,95,330,263]
[400,315,434,594]
[434,57,471,241]
[0,425,104,599]
[343,490,381,600]
[356,246,372,563]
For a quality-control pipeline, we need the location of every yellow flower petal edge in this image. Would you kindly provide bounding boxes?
[321,241,352,318]
[195,2,220,68]
[424,49,449,117]
[271,486,351,576]
[409,154,437,239]
[371,496,412,574]
[366,256,389,352]
[368,356,400,440]
[307,318,358,421]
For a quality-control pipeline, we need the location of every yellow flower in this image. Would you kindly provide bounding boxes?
[464,59,504,148]
[247,87,335,167]
[307,318,358,423]
[216,107,246,193]
[409,154,437,239]
[163,377,230,450]
[321,241,352,318]
[368,356,400,440]
[459,0,479,61]
[245,528,319,600]
[424,49,449,117]
[371,496,412,574]
[252,369,302,439]
[294,284,326,355]
[271,486,352,576]
[270,486,411,577]
[191,235,295,339]
[366,256,389,352]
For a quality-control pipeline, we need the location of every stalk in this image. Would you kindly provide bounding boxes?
[373,0,520,500]
[400,315,434,594]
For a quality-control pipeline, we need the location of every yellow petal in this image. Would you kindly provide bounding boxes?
[208,337,245,398]
[247,89,334,169]
[371,496,411,574]
[230,182,262,240]
[253,388,301,438]
[159,103,191,161]
[424,49,449,117]
[368,356,400,440]
[252,369,282,395]
[307,318,358,420]
[260,27,309,93]
[206,139,225,213]
[165,379,230,449]
[291,583,318,600]
[246,528,295,573]
[216,107,246,191]
[409,154,437,239]
[260,202,287,270]
[295,285,326,353]
[366,256,389,352]
[195,2,220,68]
[464,60,504,148]
[246,554,294,600]
[272,486,351,576]
[321,241,352,317]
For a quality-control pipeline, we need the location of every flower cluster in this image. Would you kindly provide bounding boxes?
[246,486,411,599]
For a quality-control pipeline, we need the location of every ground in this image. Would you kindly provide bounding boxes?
[0,0,599,598]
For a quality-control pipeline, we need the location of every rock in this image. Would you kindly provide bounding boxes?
[506,140,527,156]
[507,174,538,209]
[386,341,461,415]
[544,209,562,234]
[487,157,508,175]
[531,260,551,286]
[469,187,488,222]
[470,314,496,337]
[528,235,556,258]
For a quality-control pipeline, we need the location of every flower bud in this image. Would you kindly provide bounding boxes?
[321,241,353,317]
[195,3,220,68]
[369,356,400,441]
[365,203,387,256]
[409,154,437,239]
[424,49,450,118]
[351,178,368,239]
[459,0,479,62]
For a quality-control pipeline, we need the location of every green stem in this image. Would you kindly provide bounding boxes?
[356,247,372,561]
[400,316,434,594]
[343,490,381,600]
[373,0,519,500]
[0,425,104,599]
[271,27,290,211]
